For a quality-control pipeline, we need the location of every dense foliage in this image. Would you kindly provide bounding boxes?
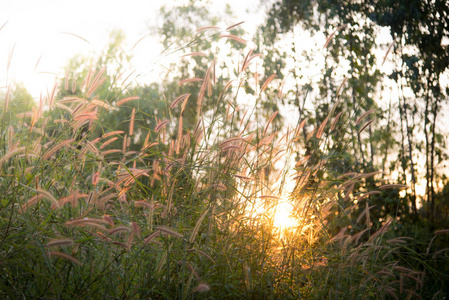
[0,0,448,298]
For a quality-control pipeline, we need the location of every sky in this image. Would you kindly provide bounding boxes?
[0,0,264,99]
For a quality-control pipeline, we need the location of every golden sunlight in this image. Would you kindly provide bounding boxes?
[272,200,297,229]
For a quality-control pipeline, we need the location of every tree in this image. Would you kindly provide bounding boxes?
[262,0,449,223]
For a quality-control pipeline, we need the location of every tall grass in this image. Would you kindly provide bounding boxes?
[0,30,448,299]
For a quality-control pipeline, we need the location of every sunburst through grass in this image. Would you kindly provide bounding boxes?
[272,199,296,229]
[0,21,447,299]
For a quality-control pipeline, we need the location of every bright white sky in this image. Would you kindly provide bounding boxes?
[0,0,263,99]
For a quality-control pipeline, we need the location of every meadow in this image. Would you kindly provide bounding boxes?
[1,23,449,299]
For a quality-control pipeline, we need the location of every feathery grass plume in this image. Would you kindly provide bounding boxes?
[224,79,236,91]
[102,214,114,226]
[73,111,97,122]
[66,217,110,227]
[316,116,329,139]
[134,200,154,209]
[379,184,408,189]
[253,71,260,88]
[92,171,100,186]
[142,131,150,149]
[386,237,410,244]
[84,140,99,156]
[126,231,134,249]
[323,24,347,49]
[277,72,290,98]
[129,108,135,136]
[233,174,253,181]
[170,93,191,109]
[306,128,316,141]
[56,192,87,207]
[293,119,307,138]
[97,193,117,207]
[15,111,34,118]
[330,226,350,244]
[258,195,282,200]
[7,43,15,73]
[99,137,118,150]
[196,25,220,32]
[122,170,149,187]
[144,230,162,244]
[369,219,392,242]
[192,282,211,293]
[81,66,94,90]
[155,119,170,133]
[357,119,374,134]
[382,39,396,66]
[158,226,184,238]
[330,111,343,131]
[101,149,121,156]
[354,170,384,180]
[21,194,45,212]
[221,145,243,153]
[91,99,115,110]
[60,96,88,104]
[116,169,149,186]
[434,229,449,235]
[260,74,276,93]
[349,228,370,244]
[219,136,244,148]
[120,70,136,86]
[241,49,263,72]
[208,63,214,96]
[86,66,106,97]
[356,191,382,202]
[42,138,75,160]
[197,60,214,116]
[7,125,14,149]
[131,222,141,238]
[116,96,140,107]
[47,251,81,265]
[0,146,25,166]
[94,231,113,243]
[47,238,74,248]
[356,202,375,228]
[47,82,57,108]
[4,83,11,111]
[0,20,7,31]
[329,77,348,116]
[102,130,124,139]
[188,248,216,263]
[54,118,68,124]
[71,78,77,93]
[86,190,97,206]
[30,106,40,129]
[356,108,375,125]
[36,189,59,208]
[226,21,245,30]
[219,34,246,45]
[55,102,73,113]
[122,134,127,154]
[189,206,210,243]
[178,77,203,86]
[109,225,132,235]
[263,111,278,136]
[112,241,130,249]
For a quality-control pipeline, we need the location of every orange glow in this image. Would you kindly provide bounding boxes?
[273,200,296,229]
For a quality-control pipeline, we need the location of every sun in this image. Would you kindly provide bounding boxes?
[272,200,296,229]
